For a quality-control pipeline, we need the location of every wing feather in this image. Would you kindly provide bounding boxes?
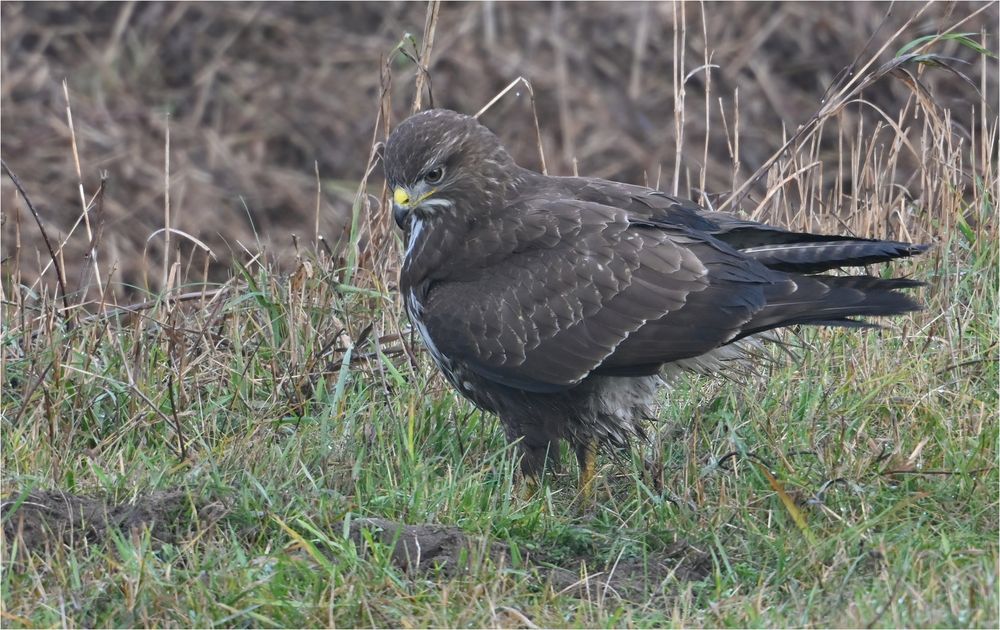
[420,199,776,392]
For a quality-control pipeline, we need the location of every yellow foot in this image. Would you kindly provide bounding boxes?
[576,441,598,504]
[521,474,540,501]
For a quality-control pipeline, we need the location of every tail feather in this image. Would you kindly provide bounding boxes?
[736,275,924,340]
[740,240,929,273]
[702,211,930,273]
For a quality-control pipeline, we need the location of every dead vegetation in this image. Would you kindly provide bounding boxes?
[1,2,995,299]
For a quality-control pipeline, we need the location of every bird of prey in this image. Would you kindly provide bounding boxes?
[383,108,926,498]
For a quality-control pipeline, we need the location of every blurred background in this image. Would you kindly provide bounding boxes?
[1,1,996,298]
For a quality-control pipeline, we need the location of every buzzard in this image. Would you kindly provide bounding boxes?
[384,109,926,497]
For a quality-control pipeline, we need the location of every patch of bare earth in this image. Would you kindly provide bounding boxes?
[344,517,711,601]
[1,489,227,555]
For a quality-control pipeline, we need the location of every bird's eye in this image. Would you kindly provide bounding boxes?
[424,166,445,185]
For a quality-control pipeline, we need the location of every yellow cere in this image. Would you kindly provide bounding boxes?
[395,187,438,208]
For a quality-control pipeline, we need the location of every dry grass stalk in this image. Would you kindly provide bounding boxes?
[61,80,103,299]
[411,0,441,114]
[2,2,992,302]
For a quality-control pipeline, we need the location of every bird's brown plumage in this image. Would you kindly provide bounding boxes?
[384,108,926,488]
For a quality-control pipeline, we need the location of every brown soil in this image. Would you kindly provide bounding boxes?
[344,516,711,601]
[1,489,227,554]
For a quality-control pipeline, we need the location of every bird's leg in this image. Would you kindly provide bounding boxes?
[521,473,540,500]
[642,456,665,494]
[575,439,598,502]
[519,441,550,500]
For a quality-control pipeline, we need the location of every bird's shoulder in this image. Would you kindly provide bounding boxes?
[516,174,721,232]
[508,173,803,266]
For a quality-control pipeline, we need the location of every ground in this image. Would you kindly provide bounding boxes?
[1,1,998,627]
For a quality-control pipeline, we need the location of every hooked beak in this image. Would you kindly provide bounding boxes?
[393,185,439,229]
[392,187,411,229]
[393,206,409,229]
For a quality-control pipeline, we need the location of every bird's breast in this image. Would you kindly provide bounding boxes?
[403,285,496,409]
[404,287,453,377]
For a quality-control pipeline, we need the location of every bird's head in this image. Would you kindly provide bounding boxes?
[383,109,518,231]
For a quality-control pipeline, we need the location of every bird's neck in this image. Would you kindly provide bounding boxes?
[399,201,518,293]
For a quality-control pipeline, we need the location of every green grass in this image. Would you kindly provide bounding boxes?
[2,220,996,627]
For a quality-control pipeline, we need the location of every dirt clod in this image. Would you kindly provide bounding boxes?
[345,517,509,575]
[543,541,712,601]
[1,489,225,554]
[344,517,711,601]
